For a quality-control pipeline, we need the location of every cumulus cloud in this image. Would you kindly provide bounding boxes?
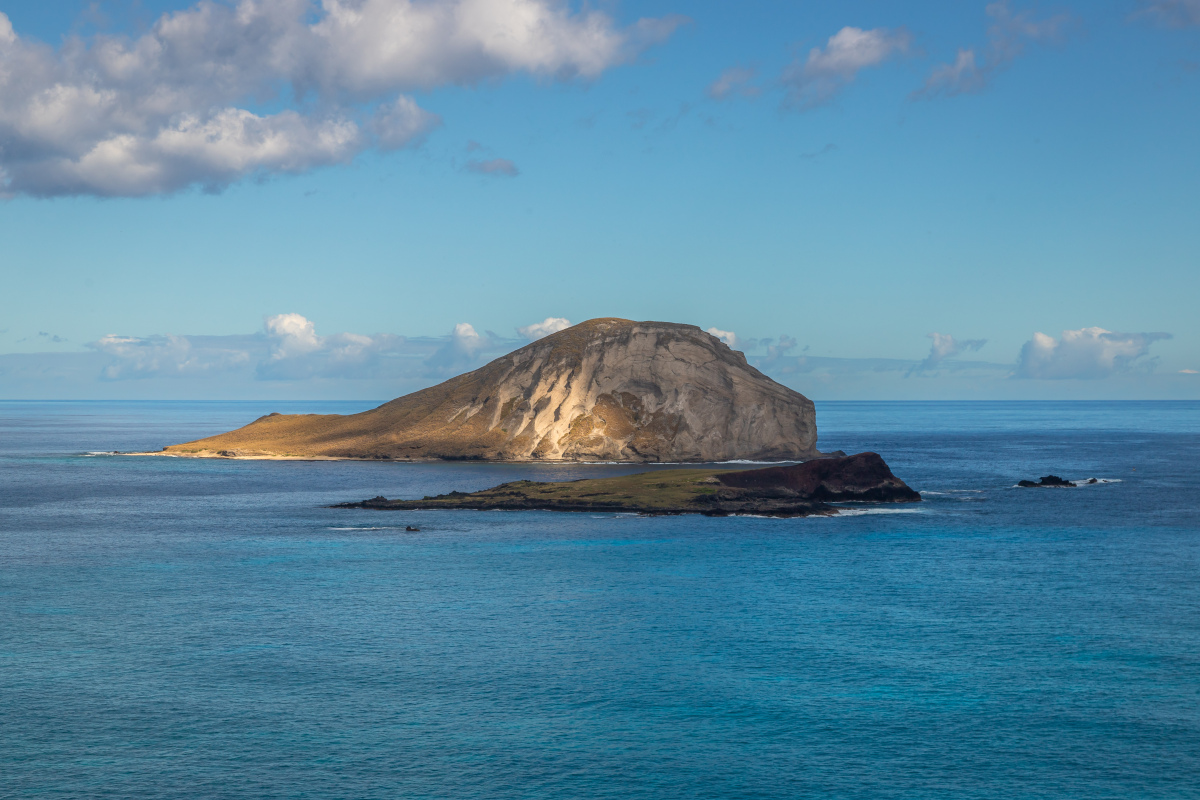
[258,312,404,379]
[707,66,760,100]
[705,327,740,348]
[518,317,571,340]
[424,322,493,376]
[1137,0,1200,27]
[0,1,680,197]
[1014,327,1172,380]
[17,331,68,344]
[88,334,251,379]
[907,332,987,376]
[467,157,519,177]
[782,26,912,109]
[915,1,1073,99]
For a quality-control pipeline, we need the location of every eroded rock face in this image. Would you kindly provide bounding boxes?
[164,318,822,462]
[715,452,922,502]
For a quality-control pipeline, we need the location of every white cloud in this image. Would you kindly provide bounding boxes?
[1181,369,1199,374]
[467,157,519,177]
[707,66,759,100]
[424,321,493,376]
[452,322,485,350]
[0,1,680,197]
[907,332,987,376]
[83,314,520,381]
[782,26,911,109]
[1014,327,1172,380]
[258,312,404,379]
[518,317,571,340]
[915,1,1072,98]
[1137,0,1200,27]
[88,333,250,379]
[371,96,442,150]
[705,327,739,348]
[264,313,323,359]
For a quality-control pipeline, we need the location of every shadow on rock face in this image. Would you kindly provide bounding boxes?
[716,452,922,503]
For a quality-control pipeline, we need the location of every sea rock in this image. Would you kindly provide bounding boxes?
[715,452,922,503]
[163,318,824,462]
[1017,475,1075,488]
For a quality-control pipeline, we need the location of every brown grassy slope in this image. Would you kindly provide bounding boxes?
[163,319,629,459]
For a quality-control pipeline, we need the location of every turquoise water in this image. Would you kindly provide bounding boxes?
[2,401,1198,798]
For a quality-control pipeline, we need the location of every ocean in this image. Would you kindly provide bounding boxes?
[1,400,1198,799]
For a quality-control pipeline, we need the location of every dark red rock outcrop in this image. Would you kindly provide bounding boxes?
[716,452,921,503]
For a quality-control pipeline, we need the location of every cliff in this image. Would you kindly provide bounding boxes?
[162,318,822,462]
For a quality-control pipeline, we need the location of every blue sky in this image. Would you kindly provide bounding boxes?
[0,0,1197,400]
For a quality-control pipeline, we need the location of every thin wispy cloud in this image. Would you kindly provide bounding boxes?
[707,67,760,100]
[89,334,251,380]
[914,1,1074,99]
[0,1,682,198]
[1136,0,1200,27]
[782,26,912,109]
[907,333,987,377]
[17,331,68,344]
[467,158,520,178]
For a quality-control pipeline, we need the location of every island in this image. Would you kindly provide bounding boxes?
[334,452,922,518]
[152,318,829,463]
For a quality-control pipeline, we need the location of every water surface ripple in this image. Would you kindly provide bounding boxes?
[2,401,1198,799]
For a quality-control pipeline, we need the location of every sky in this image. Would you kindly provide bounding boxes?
[0,0,1197,401]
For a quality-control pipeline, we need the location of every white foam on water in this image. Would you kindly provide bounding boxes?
[576,459,796,466]
[1011,478,1122,488]
[831,507,926,517]
[327,526,407,531]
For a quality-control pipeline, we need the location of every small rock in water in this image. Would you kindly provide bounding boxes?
[405,525,420,532]
[1017,475,1074,488]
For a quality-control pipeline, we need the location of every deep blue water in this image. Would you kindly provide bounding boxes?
[1,400,1198,799]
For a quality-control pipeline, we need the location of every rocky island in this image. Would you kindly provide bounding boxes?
[1017,475,1101,488]
[335,452,922,518]
[157,318,828,462]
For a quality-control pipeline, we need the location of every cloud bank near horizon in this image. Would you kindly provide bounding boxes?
[1014,327,1172,380]
[0,317,1187,400]
[0,1,682,198]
